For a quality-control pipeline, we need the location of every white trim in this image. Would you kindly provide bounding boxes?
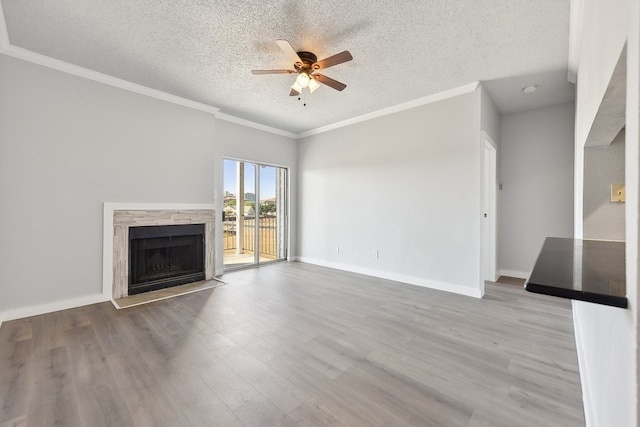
[0,0,8,51]
[102,203,216,301]
[222,155,290,171]
[481,131,498,150]
[1,41,480,140]
[572,301,595,427]
[296,257,483,298]
[497,269,531,280]
[0,293,109,323]
[218,158,291,273]
[216,112,297,139]
[296,82,480,139]
[481,137,498,288]
[568,0,584,83]
[0,44,300,138]
[2,45,221,115]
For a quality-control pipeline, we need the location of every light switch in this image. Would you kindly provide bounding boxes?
[611,184,625,203]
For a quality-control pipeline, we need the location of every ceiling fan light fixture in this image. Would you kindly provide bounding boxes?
[296,72,311,88]
[252,40,352,97]
[291,81,303,93]
[309,78,320,93]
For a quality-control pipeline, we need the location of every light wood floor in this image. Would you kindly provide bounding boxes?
[0,262,584,427]
[496,276,526,287]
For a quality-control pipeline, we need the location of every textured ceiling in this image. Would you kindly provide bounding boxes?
[1,0,574,134]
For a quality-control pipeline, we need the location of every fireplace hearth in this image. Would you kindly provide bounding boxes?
[128,224,205,295]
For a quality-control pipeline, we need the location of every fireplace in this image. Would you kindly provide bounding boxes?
[107,207,215,300]
[128,224,205,295]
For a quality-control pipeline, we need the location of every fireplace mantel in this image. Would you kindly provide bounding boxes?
[103,203,215,301]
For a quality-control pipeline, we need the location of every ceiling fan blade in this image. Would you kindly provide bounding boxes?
[276,39,303,65]
[313,51,353,70]
[289,88,300,96]
[313,73,347,91]
[252,69,296,74]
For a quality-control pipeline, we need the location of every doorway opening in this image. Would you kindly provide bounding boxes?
[481,134,498,291]
[222,159,288,270]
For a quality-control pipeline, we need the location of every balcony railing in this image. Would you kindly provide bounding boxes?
[223,215,277,257]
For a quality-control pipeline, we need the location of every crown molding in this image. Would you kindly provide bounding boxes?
[568,0,584,83]
[1,43,296,139]
[1,9,479,142]
[2,45,221,115]
[215,112,297,139]
[0,1,9,51]
[0,41,481,141]
[296,81,480,139]
[0,42,298,138]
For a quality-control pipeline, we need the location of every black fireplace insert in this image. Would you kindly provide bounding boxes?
[128,223,205,295]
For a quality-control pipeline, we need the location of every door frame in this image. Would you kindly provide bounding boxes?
[221,157,290,272]
[481,132,498,292]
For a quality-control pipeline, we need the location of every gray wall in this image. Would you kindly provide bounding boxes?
[297,90,484,296]
[498,103,575,276]
[0,54,296,317]
[212,119,298,274]
[583,129,625,240]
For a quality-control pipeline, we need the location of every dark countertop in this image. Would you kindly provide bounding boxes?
[525,237,627,308]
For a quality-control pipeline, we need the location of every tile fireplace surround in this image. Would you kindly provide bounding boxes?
[103,204,215,300]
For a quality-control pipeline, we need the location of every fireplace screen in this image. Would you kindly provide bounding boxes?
[128,224,205,295]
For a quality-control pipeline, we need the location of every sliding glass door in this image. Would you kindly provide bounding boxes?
[223,159,287,270]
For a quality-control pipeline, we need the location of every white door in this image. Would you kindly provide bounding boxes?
[482,136,497,285]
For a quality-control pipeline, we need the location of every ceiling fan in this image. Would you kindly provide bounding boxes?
[252,39,353,96]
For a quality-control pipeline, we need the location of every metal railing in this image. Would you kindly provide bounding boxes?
[223,215,278,257]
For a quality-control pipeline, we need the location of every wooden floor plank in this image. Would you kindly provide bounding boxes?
[65,326,135,427]
[233,394,298,427]
[161,362,246,427]
[0,262,585,426]
[266,353,395,427]
[220,347,309,414]
[27,346,80,427]
[0,339,32,424]
[193,356,261,411]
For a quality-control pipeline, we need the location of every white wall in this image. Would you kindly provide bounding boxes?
[480,85,501,147]
[574,0,628,148]
[572,0,639,425]
[0,54,297,321]
[630,1,640,421]
[583,129,625,241]
[297,90,483,297]
[498,103,575,276]
[212,119,298,275]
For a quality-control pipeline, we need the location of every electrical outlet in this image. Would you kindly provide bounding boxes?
[373,249,379,259]
[611,184,625,203]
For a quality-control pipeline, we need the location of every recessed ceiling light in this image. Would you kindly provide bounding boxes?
[522,85,538,93]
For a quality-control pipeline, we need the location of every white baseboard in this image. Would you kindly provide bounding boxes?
[0,293,110,325]
[295,257,483,298]
[572,301,595,427]
[0,257,484,327]
[497,269,531,279]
